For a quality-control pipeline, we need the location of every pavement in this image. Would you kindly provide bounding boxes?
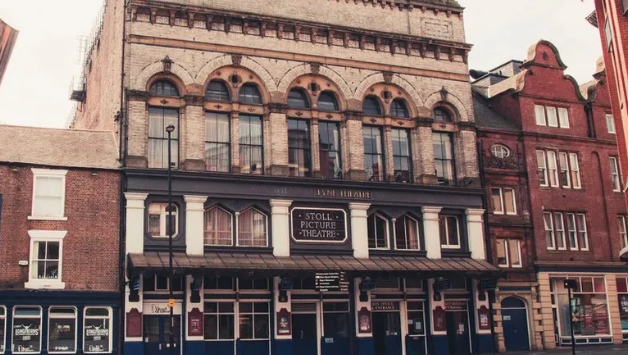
[503,344,628,355]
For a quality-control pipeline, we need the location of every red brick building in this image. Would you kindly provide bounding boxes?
[0,125,121,354]
[0,18,18,88]
[473,40,628,352]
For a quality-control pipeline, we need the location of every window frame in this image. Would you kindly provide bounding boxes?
[393,215,421,251]
[83,307,113,354]
[544,212,555,250]
[236,208,268,247]
[553,212,567,250]
[618,215,628,249]
[566,213,579,251]
[147,106,179,169]
[239,114,264,175]
[575,213,589,251]
[610,157,622,192]
[362,96,382,116]
[204,206,234,246]
[47,307,77,354]
[147,202,179,239]
[238,302,270,341]
[546,151,559,187]
[26,230,67,289]
[606,113,616,134]
[496,239,509,267]
[433,132,455,186]
[439,215,461,249]
[205,80,231,102]
[534,104,570,128]
[368,213,390,250]
[0,306,5,355]
[149,80,179,97]
[491,187,517,215]
[317,91,339,112]
[12,306,43,355]
[558,152,571,189]
[287,119,312,177]
[490,144,510,159]
[29,169,68,221]
[391,128,412,183]
[569,153,581,189]
[203,302,235,340]
[287,88,310,109]
[238,83,263,105]
[390,99,410,118]
[204,111,231,172]
[508,239,522,268]
[536,150,549,187]
[363,126,385,182]
[318,121,342,179]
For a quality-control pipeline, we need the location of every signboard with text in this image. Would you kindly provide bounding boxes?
[315,272,349,292]
[291,208,347,243]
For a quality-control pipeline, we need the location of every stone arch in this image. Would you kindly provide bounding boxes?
[195,54,277,92]
[424,90,470,122]
[134,61,195,91]
[278,64,353,100]
[500,296,528,309]
[354,73,422,109]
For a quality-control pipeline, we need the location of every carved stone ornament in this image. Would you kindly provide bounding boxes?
[268,103,289,114]
[383,71,394,83]
[415,117,434,127]
[310,62,321,74]
[485,156,518,170]
[439,86,449,101]
[184,95,204,106]
[345,110,364,121]
[231,54,243,66]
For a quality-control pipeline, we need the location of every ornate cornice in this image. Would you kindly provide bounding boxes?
[184,94,204,106]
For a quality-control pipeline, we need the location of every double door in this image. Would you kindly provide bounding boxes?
[445,312,470,355]
[372,312,402,355]
[292,312,318,355]
[144,316,181,355]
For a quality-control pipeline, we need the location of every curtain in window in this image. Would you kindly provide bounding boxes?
[363,127,383,181]
[34,177,63,216]
[239,115,263,174]
[288,119,311,177]
[204,208,232,245]
[205,112,230,172]
[433,132,454,185]
[238,209,267,246]
[148,107,179,169]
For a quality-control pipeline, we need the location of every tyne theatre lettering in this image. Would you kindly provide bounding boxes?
[291,208,347,243]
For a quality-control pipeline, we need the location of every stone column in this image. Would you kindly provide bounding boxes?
[184,195,207,256]
[605,273,623,344]
[414,118,438,184]
[125,193,148,254]
[182,96,205,171]
[456,125,480,186]
[472,280,493,353]
[350,203,371,259]
[345,112,366,181]
[466,208,485,260]
[270,199,292,257]
[231,111,241,173]
[384,126,394,181]
[311,119,321,177]
[421,206,442,259]
[537,272,557,350]
[268,104,289,176]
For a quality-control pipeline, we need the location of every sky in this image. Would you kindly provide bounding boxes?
[0,0,602,128]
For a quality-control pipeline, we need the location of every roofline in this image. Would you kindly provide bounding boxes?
[0,160,121,172]
[487,59,524,73]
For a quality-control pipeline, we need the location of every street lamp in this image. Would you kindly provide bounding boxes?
[563,279,578,355]
[166,124,175,355]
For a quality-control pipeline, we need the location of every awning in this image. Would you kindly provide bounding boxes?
[128,252,499,277]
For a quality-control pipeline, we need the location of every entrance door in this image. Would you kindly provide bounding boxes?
[446,312,470,355]
[292,313,318,355]
[144,316,181,355]
[372,312,402,355]
[501,298,530,352]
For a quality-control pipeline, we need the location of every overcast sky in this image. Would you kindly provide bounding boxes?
[0,0,601,128]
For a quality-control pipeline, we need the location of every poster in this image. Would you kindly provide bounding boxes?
[358,307,372,334]
[277,309,291,335]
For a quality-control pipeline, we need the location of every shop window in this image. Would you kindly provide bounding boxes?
[406,301,425,336]
[390,99,409,118]
[84,308,112,353]
[30,169,67,220]
[534,104,569,128]
[204,302,235,340]
[392,129,412,183]
[204,276,234,290]
[363,96,382,116]
[618,216,628,249]
[0,307,4,354]
[319,122,342,179]
[433,107,452,122]
[237,208,267,247]
[394,215,420,251]
[27,230,67,289]
[205,112,231,172]
[367,214,389,249]
[205,81,230,102]
[404,279,423,291]
[323,302,350,339]
[239,302,270,340]
[618,277,629,333]
[150,80,179,97]
[610,157,622,191]
[204,207,233,246]
[288,119,312,177]
[606,113,616,134]
[553,276,610,338]
[363,126,384,181]
[287,88,310,109]
[317,91,339,111]
[147,203,178,238]
[439,215,460,249]
[490,144,510,159]
[12,307,42,354]
[291,277,316,290]
[433,132,455,186]
[48,307,76,354]
[143,275,183,292]
[239,115,264,174]
[239,84,262,105]
[148,107,179,169]
[238,278,269,291]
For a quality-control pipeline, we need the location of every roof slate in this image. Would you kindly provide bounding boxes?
[473,93,520,132]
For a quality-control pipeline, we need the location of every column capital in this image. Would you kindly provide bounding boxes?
[349,202,371,211]
[270,199,293,208]
[125,192,148,201]
[421,206,442,215]
[184,195,208,204]
[466,208,485,220]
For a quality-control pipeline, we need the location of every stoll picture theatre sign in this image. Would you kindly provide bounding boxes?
[291,207,347,243]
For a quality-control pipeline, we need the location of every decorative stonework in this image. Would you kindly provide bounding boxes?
[126,89,150,101]
[268,103,289,114]
[484,156,518,170]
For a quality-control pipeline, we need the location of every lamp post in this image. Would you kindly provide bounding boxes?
[563,279,578,355]
[166,124,175,355]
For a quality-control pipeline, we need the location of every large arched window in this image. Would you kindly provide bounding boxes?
[204,207,233,246]
[205,80,230,102]
[148,107,179,169]
[237,208,267,247]
[363,96,382,116]
[287,88,310,109]
[239,84,263,105]
[433,107,452,122]
[394,215,420,250]
[317,91,339,111]
[150,80,179,97]
[390,99,410,118]
[368,214,389,249]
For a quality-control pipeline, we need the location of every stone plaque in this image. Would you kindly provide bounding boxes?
[291,208,347,243]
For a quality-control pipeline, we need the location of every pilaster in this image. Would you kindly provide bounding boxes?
[465,208,485,260]
[421,206,442,259]
[270,199,292,257]
[349,203,371,259]
[185,195,207,256]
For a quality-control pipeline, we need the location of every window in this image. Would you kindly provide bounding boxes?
[576,214,589,251]
[368,214,389,249]
[606,114,616,134]
[237,208,267,247]
[205,112,231,172]
[569,153,581,189]
[84,308,112,353]
[238,278,269,291]
[433,107,452,122]
[491,145,510,159]
[496,239,522,268]
[142,275,183,292]
[239,115,263,174]
[0,308,4,354]
[536,150,548,186]
[610,157,621,191]
[287,89,309,109]
[12,307,42,354]
[204,207,233,246]
[319,122,342,179]
[204,302,235,340]
[206,81,230,102]
[406,302,425,336]
[27,230,67,289]
[491,187,516,215]
[544,212,555,249]
[391,129,411,183]
[558,152,570,188]
[239,303,269,340]
[538,150,580,189]
[30,169,67,220]
[363,96,382,116]
[148,107,179,169]
[604,17,612,50]
[149,80,179,97]
[546,106,558,127]
[288,119,312,177]
[239,84,262,105]
[323,302,350,340]
[433,132,455,186]
[390,99,409,118]
[204,276,234,290]
[623,0,628,14]
[496,239,508,266]
[48,308,76,354]
[363,126,384,181]
[558,107,569,128]
[547,151,559,187]
[317,91,339,111]
[535,105,546,126]
[439,215,460,249]
[553,212,566,250]
[534,105,569,128]
[567,213,578,250]
[545,212,588,251]
[147,203,178,238]
[618,216,628,249]
[394,215,420,251]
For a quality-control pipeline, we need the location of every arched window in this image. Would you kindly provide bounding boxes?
[491,144,511,159]
[501,297,526,309]
[204,207,233,246]
[368,214,389,249]
[150,80,179,97]
[205,81,230,102]
[239,84,263,105]
[237,208,267,247]
[317,91,339,111]
[287,88,310,109]
[433,107,452,122]
[394,215,420,250]
[390,99,410,118]
[363,96,382,116]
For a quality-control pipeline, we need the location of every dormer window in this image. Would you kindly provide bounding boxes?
[149,80,179,97]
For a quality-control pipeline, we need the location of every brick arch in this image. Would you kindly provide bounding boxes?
[353,72,422,109]
[277,64,352,100]
[134,61,195,91]
[424,90,470,122]
[195,55,277,92]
